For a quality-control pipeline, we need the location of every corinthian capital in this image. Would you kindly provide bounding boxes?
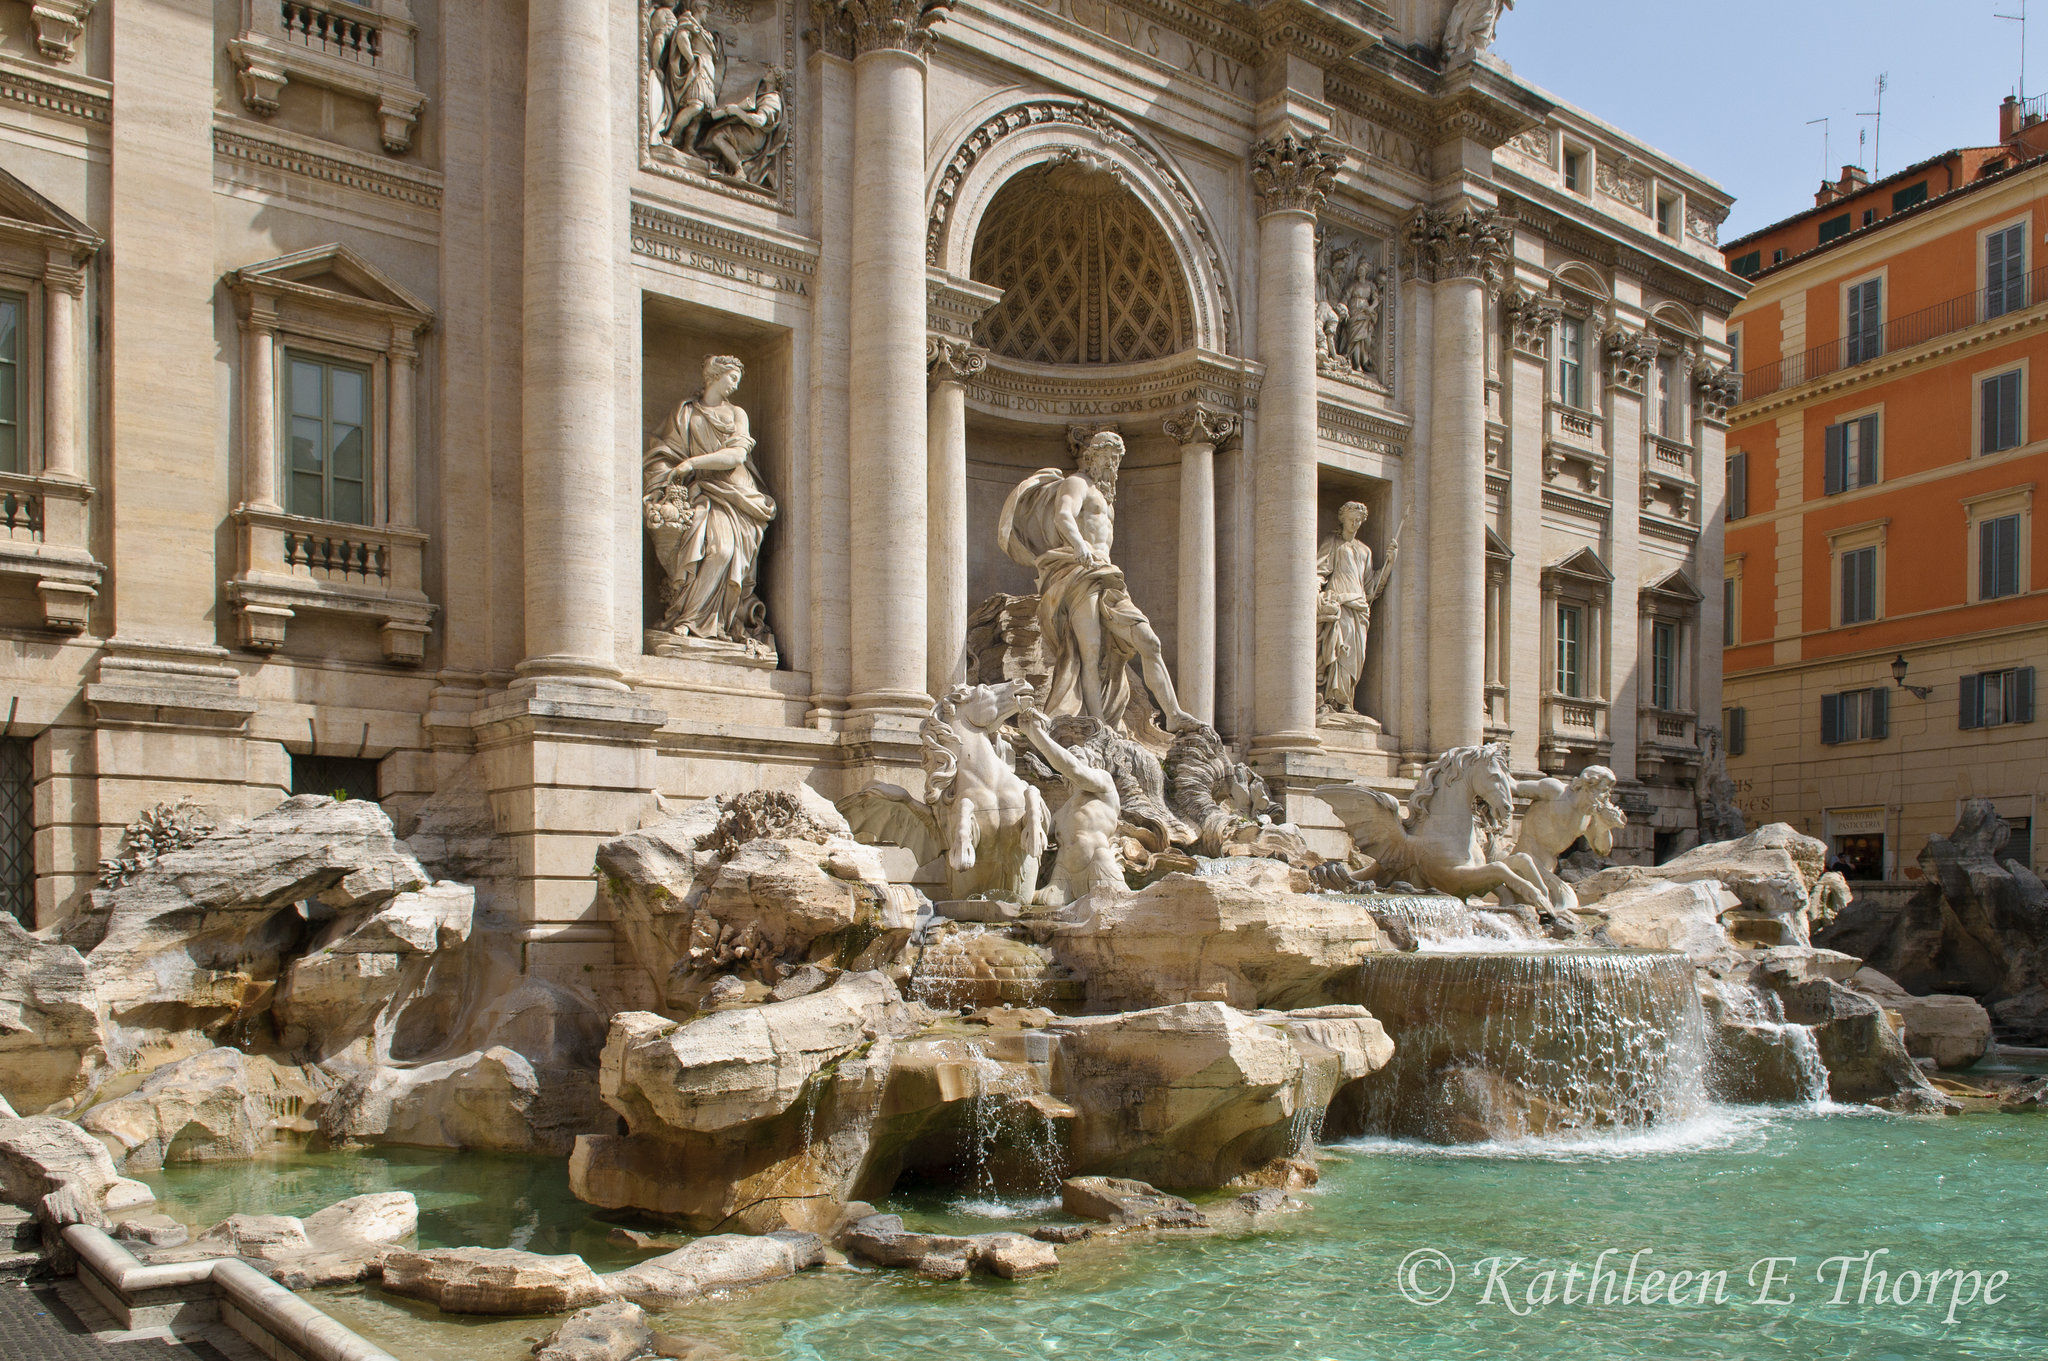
[926,335,987,385]
[1404,206,1513,292]
[837,0,955,57]
[1250,130,1345,217]
[1163,405,1240,449]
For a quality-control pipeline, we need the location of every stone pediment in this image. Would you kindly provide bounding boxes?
[1642,567,1702,603]
[0,165,97,253]
[227,243,431,322]
[1545,546,1612,584]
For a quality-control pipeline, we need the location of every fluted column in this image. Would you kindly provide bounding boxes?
[926,336,984,697]
[1249,130,1343,753]
[41,256,84,481]
[1409,206,1512,751]
[388,325,420,528]
[236,295,280,510]
[1165,406,1237,727]
[842,0,952,716]
[518,0,619,687]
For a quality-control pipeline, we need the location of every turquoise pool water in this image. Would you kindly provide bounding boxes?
[144,1107,2048,1361]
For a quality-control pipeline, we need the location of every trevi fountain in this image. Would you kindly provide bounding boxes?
[0,2,2041,1360]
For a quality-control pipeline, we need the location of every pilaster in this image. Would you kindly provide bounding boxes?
[926,336,985,699]
[1164,405,1238,728]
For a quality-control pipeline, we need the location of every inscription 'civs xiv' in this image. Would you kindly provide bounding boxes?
[1021,0,1250,96]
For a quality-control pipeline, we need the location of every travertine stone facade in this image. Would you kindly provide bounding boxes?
[0,0,1739,970]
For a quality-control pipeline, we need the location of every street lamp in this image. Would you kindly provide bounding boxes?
[1891,653,1931,700]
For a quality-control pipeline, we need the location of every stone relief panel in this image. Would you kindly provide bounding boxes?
[1315,227,1388,387]
[642,0,796,209]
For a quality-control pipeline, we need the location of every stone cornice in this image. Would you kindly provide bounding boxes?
[213,122,445,214]
[1247,0,1386,65]
[630,200,819,295]
[967,349,1261,421]
[1251,130,1345,217]
[0,54,109,125]
[1316,399,1408,459]
[1500,192,1748,315]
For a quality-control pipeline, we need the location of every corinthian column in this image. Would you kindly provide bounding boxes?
[518,0,619,688]
[1408,205,1512,749]
[1250,130,1343,754]
[841,0,953,717]
[1164,405,1237,727]
[926,335,984,698]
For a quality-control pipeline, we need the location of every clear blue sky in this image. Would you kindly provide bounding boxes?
[1493,0,2033,239]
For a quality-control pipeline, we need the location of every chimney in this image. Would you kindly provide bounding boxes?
[2003,94,2022,143]
[1815,165,1869,207]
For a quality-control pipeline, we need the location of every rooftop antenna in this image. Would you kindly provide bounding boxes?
[1857,72,1889,176]
[1998,2,2027,101]
[1807,116,1831,185]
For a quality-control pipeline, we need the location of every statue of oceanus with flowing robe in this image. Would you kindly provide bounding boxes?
[997,432,1199,734]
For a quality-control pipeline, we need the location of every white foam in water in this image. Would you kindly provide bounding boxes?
[947,1194,1063,1219]
[1339,1103,1781,1163]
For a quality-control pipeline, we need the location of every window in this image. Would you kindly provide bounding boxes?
[1723,576,1738,645]
[1819,213,1853,243]
[2006,816,2034,867]
[1861,209,1876,227]
[1980,513,2022,599]
[0,738,29,927]
[1729,330,1742,374]
[1650,619,1678,709]
[1723,705,1747,756]
[1982,370,2022,454]
[1823,414,1880,493]
[1731,251,1761,277]
[1556,603,1583,696]
[1821,687,1889,744]
[1891,182,1929,212]
[286,354,370,524]
[1840,544,1879,624]
[1772,248,1786,265]
[1726,450,1749,519]
[1564,148,1586,194]
[1960,667,2036,729]
[1556,317,1585,408]
[0,292,19,474]
[1655,355,1682,437]
[1657,195,1680,238]
[1846,278,1883,364]
[1987,223,2027,318]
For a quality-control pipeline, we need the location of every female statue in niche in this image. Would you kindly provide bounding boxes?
[644,354,777,652]
[1316,500,1402,715]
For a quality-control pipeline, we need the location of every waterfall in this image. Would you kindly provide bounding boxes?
[1335,892,1548,952]
[955,1038,1065,1213]
[1703,977,1831,1107]
[1335,949,1711,1144]
[910,922,987,1011]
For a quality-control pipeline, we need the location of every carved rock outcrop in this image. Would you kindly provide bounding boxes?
[380,1246,614,1315]
[1848,968,1992,1069]
[0,1114,156,1219]
[601,1231,826,1304]
[1577,823,1829,947]
[1048,866,1387,1011]
[0,916,104,1114]
[80,1047,323,1171]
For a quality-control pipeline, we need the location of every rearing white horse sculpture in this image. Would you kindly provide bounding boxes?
[1315,742,1551,910]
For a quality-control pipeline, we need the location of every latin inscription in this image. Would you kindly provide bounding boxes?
[1021,0,1250,98]
[1328,109,1430,178]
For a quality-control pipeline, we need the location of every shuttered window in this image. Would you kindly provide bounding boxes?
[1726,451,1748,519]
[1723,577,1738,646]
[1987,224,2027,319]
[1823,414,1879,493]
[1981,370,2022,454]
[1846,279,1883,364]
[1960,667,2037,729]
[1723,706,1747,756]
[1980,514,2022,600]
[1840,545,1879,624]
[1821,687,1889,744]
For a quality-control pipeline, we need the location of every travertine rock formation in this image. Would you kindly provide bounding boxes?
[1577,823,1829,947]
[0,916,103,1113]
[1848,968,1992,1069]
[80,1047,323,1171]
[381,1246,615,1315]
[602,1231,825,1304]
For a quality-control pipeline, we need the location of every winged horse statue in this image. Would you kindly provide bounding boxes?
[838,680,1050,902]
[1315,742,1551,911]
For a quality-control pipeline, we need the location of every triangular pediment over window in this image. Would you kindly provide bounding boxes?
[228,244,431,321]
[1485,527,1514,562]
[1545,547,1613,585]
[1643,568,1702,603]
[0,165,98,253]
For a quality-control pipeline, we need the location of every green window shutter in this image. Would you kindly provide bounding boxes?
[1857,414,1880,485]
[1821,692,1842,745]
[1960,673,1982,730]
[1824,423,1846,494]
[1871,685,1890,740]
[2019,667,2037,725]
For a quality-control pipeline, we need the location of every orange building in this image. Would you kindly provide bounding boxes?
[1719,96,2048,880]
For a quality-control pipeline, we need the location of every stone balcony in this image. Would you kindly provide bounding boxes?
[229,0,426,153]
[1538,692,1612,771]
[1637,706,1702,777]
[227,508,433,664]
[1543,404,1608,496]
[0,471,101,632]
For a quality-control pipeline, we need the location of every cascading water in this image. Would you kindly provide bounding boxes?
[954,1038,1066,1214]
[1332,892,1549,952]
[1701,977,1832,1106]
[1333,949,1711,1144]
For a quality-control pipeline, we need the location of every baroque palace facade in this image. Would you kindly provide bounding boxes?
[0,0,1741,972]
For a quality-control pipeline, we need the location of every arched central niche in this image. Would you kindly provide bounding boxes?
[969,158,1194,366]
